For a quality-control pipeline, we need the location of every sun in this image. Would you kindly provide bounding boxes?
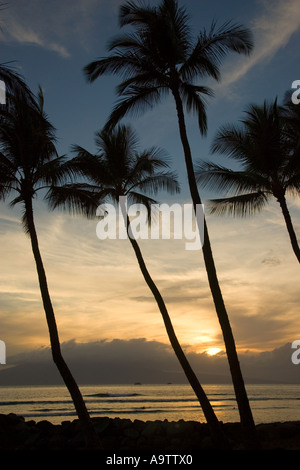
[206,347,221,356]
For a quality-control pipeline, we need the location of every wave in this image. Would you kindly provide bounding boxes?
[21,410,78,418]
[86,393,143,398]
[19,409,167,419]
[0,400,71,406]
[0,395,298,408]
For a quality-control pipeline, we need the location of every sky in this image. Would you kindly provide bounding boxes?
[0,0,300,384]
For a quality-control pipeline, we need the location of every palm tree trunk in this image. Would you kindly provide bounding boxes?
[277,195,300,263]
[120,205,229,449]
[171,88,259,449]
[24,196,101,449]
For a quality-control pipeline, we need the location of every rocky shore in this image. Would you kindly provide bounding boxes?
[1,413,300,451]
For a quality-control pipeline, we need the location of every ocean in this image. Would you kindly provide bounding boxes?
[0,383,300,425]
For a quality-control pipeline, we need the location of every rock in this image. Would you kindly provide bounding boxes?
[165,421,181,437]
[93,416,110,434]
[36,420,54,433]
[279,422,300,439]
[133,419,145,432]
[141,420,163,438]
[0,414,300,450]
[200,435,214,450]
[124,426,140,439]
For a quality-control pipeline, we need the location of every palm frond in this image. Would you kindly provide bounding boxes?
[33,155,85,188]
[97,124,139,159]
[116,69,167,95]
[46,183,101,219]
[83,53,144,83]
[20,205,31,235]
[120,145,172,192]
[119,1,157,28]
[284,173,300,195]
[134,146,171,169]
[0,174,18,201]
[180,41,220,81]
[71,144,109,176]
[195,161,270,194]
[180,83,212,135]
[104,85,163,132]
[207,191,269,217]
[211,124,250,162]
[158,0,192,59]
[198,20,253,67]
[126,190,158,224]
[107,32,151,57]
[132,171,180,196]
[0,63,36,106]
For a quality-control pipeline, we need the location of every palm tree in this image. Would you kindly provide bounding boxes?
[195,99,300,263]
[0,88,100,448]
[84,0,258,447]
[55,124,229,448]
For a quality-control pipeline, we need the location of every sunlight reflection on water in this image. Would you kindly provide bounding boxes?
[0,383,299,424]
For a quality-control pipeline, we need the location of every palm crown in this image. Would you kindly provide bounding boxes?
[66,124,180,213]
[0,87,95,227]
[195,98,300,261]
[0,88,56,209]
[84,0,253,133]
[0,93,69,222]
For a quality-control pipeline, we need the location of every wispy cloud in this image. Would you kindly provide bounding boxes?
[1,196,299,357]
[5,22,70,58]
[220,0,300,88]
[0,0,120,58]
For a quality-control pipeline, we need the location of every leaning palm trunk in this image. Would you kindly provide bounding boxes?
[120,204,229,449]
[277,194,300,263]
[171,88,258,448]
[24,196,100,449]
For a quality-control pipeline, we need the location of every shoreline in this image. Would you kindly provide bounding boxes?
[1,413,300,451]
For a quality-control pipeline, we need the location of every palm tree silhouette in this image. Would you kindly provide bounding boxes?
[84,0,258,447]
[57,124,229,448]
[0,88,100,448]
[195,99,300,263]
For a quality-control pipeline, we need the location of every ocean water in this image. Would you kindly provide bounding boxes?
[0,383,300,425]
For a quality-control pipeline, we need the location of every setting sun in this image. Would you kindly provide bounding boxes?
[206,348,222,356]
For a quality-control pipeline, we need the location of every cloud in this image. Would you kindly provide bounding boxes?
[1,194,300,358]
[1,338,299,385]
[261,255,281,267]
[0,0,122,58]
[220,0,300,88]
[1,3,70,57]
